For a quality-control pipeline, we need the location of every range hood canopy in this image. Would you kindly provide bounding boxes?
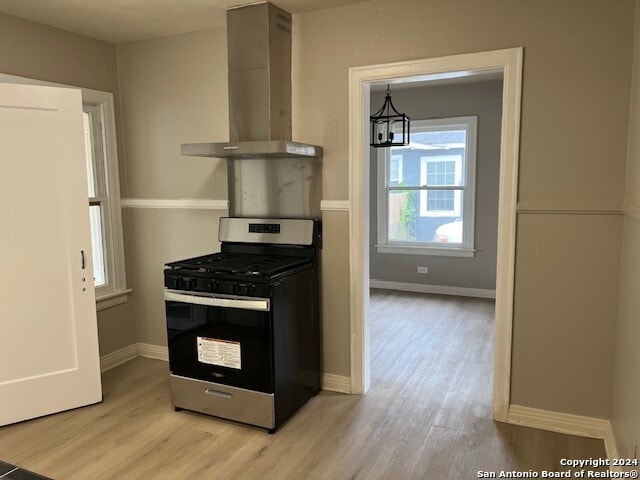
[182,1,322,159]
[182,140,321,159]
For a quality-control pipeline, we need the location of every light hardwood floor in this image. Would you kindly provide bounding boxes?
[0,290,605,479]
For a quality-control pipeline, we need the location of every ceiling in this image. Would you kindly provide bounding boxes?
[0,0,370,44]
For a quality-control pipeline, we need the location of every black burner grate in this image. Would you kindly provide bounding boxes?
[166,253,310,277]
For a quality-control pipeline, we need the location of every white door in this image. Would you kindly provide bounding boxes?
[0,83,102,425]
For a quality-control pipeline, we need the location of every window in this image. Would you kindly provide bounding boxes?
[420,156,463,217]
[81,94,129,307]
[376,116,477,257]
[84,106,107,287]
[390,155,403,185]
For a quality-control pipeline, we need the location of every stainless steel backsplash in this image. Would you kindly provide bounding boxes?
[228,157,321,219]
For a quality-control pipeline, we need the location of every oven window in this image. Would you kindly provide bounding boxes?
[166,303,207,335]
[166,301,274,393]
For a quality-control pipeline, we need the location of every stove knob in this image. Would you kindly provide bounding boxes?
[209,280,220,292]
[237,284,248,296]
[186,278,198,290]
[231,283,240,295]
[174,277,185,289]
[247,284,256,295]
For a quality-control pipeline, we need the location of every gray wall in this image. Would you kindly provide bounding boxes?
[369,80,503,290]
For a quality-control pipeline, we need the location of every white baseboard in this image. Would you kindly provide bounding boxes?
[137,343,169,361]
[102,344,351,395]
[507,405,608,438]
[100,343,168,372]
[508,405,621,469]
[100,344,138,372]
[322,373,351,394]
[370,279,496,299]
[137,345,352,395]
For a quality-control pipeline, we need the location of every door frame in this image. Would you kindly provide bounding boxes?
[348,47,523,422]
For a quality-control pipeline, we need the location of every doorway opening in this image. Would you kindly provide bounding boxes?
[348,48,523,422]
[368,74,502,430]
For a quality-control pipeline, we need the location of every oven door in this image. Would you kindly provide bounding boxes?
[164,290,273,393]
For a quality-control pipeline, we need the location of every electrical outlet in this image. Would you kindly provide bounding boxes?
[417,266,428,274]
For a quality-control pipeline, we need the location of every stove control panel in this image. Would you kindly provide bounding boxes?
[231,283,257,296]
[167,276,198,290]
[164,271,267,298]
[208,280,220,292]
[219,217,315,246]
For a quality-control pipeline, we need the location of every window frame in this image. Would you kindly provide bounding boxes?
[81,89,129,309]
[83,103,114,298]
[376,116,478,257]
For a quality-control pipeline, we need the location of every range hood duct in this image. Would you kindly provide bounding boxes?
[181,2,322,159]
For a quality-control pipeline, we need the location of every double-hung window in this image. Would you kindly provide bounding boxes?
[83,105,108,288]
[376,116,477,257]
[81,91,129,309]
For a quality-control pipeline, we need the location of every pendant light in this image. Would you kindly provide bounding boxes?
[370,84,410,148]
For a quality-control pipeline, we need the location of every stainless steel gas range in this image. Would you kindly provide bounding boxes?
[170,2,324,433]
[164,217,321,433]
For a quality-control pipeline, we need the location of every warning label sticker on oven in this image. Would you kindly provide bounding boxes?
[196,337,241,370]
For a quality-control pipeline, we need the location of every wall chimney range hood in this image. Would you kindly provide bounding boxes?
[182,1,322,218]
[181,1,322,160]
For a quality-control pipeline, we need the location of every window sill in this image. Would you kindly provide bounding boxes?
[96,288,132,311]
[375,245,475,257]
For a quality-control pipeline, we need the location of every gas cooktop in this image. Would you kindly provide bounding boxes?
[166,252,311,278]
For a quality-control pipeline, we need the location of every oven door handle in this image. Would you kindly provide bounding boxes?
[164,291,270,312]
